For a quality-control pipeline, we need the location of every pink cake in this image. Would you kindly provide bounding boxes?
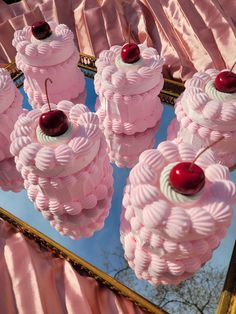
[10,101,113,239]
[103,123,159,168]
[0,68,24,192]
[121,141,236,284]
[12,22,86,109]
[171,69,236,168]
[0,68,23,161]
[120,208,225,285]
[94,44,164,135]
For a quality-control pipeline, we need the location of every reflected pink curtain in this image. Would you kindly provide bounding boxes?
[0,219,147,314]
[0,0,235,80]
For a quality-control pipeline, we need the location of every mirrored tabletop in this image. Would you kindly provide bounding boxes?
[0,71,235,313]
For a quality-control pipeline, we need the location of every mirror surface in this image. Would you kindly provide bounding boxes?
[0,72,235,313]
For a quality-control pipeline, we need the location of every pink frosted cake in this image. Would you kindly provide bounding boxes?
[12,21,86,109]
[121,141,235,284]
[10,101,113,239]
[171,68,236,168]
[0,68,23,161]
[94,44,164,135]
[0,68,24,192]
[103,123,159,168]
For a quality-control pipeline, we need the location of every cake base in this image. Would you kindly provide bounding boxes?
[173,96,236,169]
[103,123,160,168]
[167,117,236,170]
[26,86,86,109]
[19,143,113,239]
[95,97,162,135]
[42,186,113,239]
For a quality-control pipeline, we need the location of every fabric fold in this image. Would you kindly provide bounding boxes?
[0,219,147,314]
[0,0,235,80]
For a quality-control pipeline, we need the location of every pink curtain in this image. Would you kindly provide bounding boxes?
[0,0,235,80]
[0,219,147,314]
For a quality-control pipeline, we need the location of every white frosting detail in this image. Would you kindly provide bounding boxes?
[182,98,236,131]
[13,23,75,67]
[205,80,236,102]
[115,55,144,72]
[58,139,100,175]
[95,44,164,96]
[160,163,203,204]
[36,122,73,147]
[31,32,56,44]
[11,103,102,177]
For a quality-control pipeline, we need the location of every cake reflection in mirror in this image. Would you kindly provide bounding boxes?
[102,122,160,168]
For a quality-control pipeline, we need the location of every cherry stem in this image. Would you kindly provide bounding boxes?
[189,136,225,171]
[44,78,53,111]
[230,61,236,73]
[128,24,131,44]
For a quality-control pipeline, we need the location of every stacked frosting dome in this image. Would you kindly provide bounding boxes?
[103,123,159,168]
[0,68,23,192]
[10,101,113,239]
[168,69,236,168]
[12,21,86,109]
[94,44,164,135]
[121,141,236,285]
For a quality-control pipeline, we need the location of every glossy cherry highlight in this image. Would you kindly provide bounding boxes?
[169,137,224,196]
[121,43,140,64]
[215,62,236,93]
[169,162,205,195]
[121,24,140,63]
[39,78,68,137]
[31,21,52,40]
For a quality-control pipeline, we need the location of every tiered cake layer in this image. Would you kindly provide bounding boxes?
[94,44,164,134]
[172,69,236,168]
[13,23,86,109]
[10,101,113,238]
[121,141,235,284]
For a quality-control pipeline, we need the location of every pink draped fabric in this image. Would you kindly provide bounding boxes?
[0,0,235,80]
[0,219,147,314]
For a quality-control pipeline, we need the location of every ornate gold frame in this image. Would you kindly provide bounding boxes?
[216,242,236,314]
[3,55,236,313]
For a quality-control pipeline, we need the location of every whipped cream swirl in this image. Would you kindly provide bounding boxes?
[205,80,236,102]
[160,162,203,204]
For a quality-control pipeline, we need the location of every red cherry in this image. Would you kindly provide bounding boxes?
[215,71,236,93]
[168,137,225,196]
[31,21,52,40]
[39,110,68,136]
[169,162,205,196]
[215,62,236,93]
[39,78,69,136]
[121,43,140,64]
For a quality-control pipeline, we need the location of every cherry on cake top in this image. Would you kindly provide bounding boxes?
[169,137,224,196]
[39,78,68,137]
[120,24,140,64]
[121,43,140,64]
[215,62,236,93]
[31,21,52,40]
[169,162,205,196]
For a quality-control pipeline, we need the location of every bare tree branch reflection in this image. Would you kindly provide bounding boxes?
[102,247,226,313]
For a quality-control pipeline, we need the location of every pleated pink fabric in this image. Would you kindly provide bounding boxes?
[0,219,147,314]
[0,0,235,80]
